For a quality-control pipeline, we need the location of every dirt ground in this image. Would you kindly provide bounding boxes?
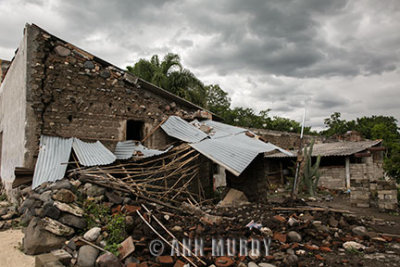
[0,229,34,266]
[306,193,400,235]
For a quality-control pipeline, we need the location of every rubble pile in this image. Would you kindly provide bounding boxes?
[9,177,400,267]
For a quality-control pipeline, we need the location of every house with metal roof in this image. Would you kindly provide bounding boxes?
[265,140,386,190]
[1,24,291,203]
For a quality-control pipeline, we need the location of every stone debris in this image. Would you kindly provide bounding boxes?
[1,174,399,267]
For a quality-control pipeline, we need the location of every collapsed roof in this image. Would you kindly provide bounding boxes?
[161,116,292,176]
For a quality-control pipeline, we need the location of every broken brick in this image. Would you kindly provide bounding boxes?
[156,255,174,265]
[273,232,287,243]
[215,256,235,267]
[315,254,325,261]
[273,215,286,223]
[320,246,332,252]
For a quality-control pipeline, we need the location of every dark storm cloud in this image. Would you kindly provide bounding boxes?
[0,0,399,129]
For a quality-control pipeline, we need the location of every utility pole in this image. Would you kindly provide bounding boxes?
[291,108,306,198]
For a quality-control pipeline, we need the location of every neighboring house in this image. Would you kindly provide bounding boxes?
[265,140,385,189]
[266,140,398,211]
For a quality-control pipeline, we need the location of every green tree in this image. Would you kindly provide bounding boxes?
[127,53,205,106]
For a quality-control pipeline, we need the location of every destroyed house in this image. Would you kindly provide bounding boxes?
[0,24,291,202]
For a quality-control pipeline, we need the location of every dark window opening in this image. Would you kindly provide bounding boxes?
[126,120,144,141]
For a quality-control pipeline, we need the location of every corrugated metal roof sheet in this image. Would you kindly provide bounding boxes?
[265,140,383,158]
[192,119,246,139]
[114,141,172,160]
[72,138,116,166]
[191,133,293,176]
[161,116,208,143]
[32,136,73,189]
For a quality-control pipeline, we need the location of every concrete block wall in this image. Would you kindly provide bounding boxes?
[318,166,346,189]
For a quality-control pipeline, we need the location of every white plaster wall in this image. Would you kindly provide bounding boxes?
[0,31,27,188]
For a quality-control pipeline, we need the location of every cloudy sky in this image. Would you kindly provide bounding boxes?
[1,0,399,130]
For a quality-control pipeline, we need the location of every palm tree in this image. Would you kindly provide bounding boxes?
[127,53,206,106]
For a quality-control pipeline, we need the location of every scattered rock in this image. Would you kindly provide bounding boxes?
[96,252,122,267]
[51,249,73,266]
[105,191,123,204]
[283,254,298,266]
[248,262,258,267]
[38,202,60,219]
[52,189,76,203]
[23,217,67,255]
[53,201,84,217]
[172,225,183,232]
[260,227,273,237]
[343,241,366,251]
[39,191,53,202]
[77,245,99,267]
[59,214,87,229]
[41,217,75,236]
[328,216,338,228]
[54,46,71,57]
[84,227,101,242]
[352,226,368,237]
[49,179,73,191]
[288,217,298,227]
[287,231,302,242]
[259,263,276,267]
[34,253,64,267]
[85,183,106,197]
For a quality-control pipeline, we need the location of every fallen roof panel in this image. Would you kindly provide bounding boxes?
[32,136,73,189]
[114,140,172,160]
[191,133,292,176]
[72,138,116,166]
[161,116,208,143]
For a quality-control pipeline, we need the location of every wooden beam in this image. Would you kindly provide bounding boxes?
[345,156,350,189]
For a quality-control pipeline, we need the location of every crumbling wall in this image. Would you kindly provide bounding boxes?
[251,128,323,150]
[350,156,389,209]
[24,25,201,164]
[0,30,28,187]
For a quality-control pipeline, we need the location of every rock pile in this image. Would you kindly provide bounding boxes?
[8,177,400,266]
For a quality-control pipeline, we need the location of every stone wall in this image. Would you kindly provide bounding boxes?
[23,25,202,167]
[251,128,323,150]
[0,24,211,186]
[0,30,28,187]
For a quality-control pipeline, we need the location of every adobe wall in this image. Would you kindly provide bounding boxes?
[24,25,201,167]
[0,30,28,186]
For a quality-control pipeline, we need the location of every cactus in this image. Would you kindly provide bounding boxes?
[302,139,321,196]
